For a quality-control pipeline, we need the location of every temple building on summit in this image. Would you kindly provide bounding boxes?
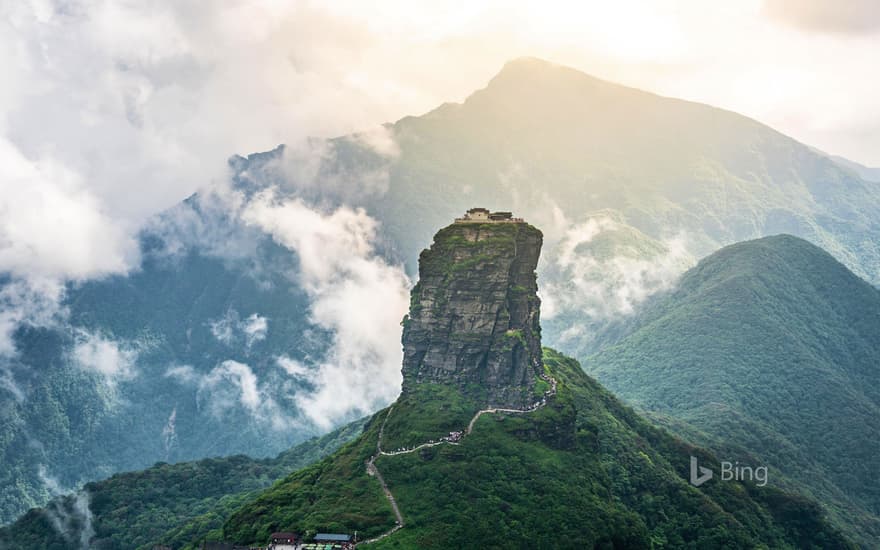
[455,207,524,223]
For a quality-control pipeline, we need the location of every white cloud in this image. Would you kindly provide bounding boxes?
[44,491,94,550]
[202,360,262,412]
[242,195,411,429]
[161,192,411,431]
[209,310,269,348]
[164,364,197,383]
[541,214,694,320]
[209,316,235,346]
[0,135,135,363]
[0,138,138,281]
[276,355,312,378]
[142,178,272,266]
[0,0,416,345]
[161,406,177,460]
[242,314,268,347]
[0,277,65,357]
[37,465,94,550]
[353,125,401,159]
[194,359,293,430]
[167,360,294,430]
[0,368,25,402]
[37,464,67,497]
[763,0,880,34]
[0,88,138,364]
[71,330,139,384]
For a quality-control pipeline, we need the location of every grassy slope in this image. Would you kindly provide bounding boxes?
[214,349,851,549]
[584,235,880,546]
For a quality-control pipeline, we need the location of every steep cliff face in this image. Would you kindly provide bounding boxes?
[400,218,544,408]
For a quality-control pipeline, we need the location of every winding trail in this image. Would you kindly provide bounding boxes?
[357,374,557,546]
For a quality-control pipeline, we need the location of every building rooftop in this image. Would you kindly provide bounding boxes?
[314,533,352,542]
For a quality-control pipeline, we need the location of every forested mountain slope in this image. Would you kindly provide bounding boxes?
[585,235,880,545]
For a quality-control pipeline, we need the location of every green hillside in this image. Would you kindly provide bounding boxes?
[204,349,850,549]
[0,418,365,550]
[584,234,880,546]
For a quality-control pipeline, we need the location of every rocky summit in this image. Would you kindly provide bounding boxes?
[400,208,544,409]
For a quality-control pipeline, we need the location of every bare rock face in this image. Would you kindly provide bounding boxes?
[400,217,544,408]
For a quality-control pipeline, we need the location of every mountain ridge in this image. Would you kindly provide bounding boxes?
[584,234,880,546]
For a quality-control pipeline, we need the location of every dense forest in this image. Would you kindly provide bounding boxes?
[0,419,365,549]
[585,235,880,546]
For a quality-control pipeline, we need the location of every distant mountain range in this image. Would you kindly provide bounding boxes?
[2,56,880,528]
[585,235,880,546]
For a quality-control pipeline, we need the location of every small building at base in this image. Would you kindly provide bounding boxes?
[314,533,352,544]
[269,531,299,549]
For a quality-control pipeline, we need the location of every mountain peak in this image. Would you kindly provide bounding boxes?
[497,56,562,74]
[476,56,645,107]
[493,56,603,84]
[684,234,879,299]
[401,210,544,408]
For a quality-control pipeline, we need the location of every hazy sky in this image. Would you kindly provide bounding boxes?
[1,0,879,284]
